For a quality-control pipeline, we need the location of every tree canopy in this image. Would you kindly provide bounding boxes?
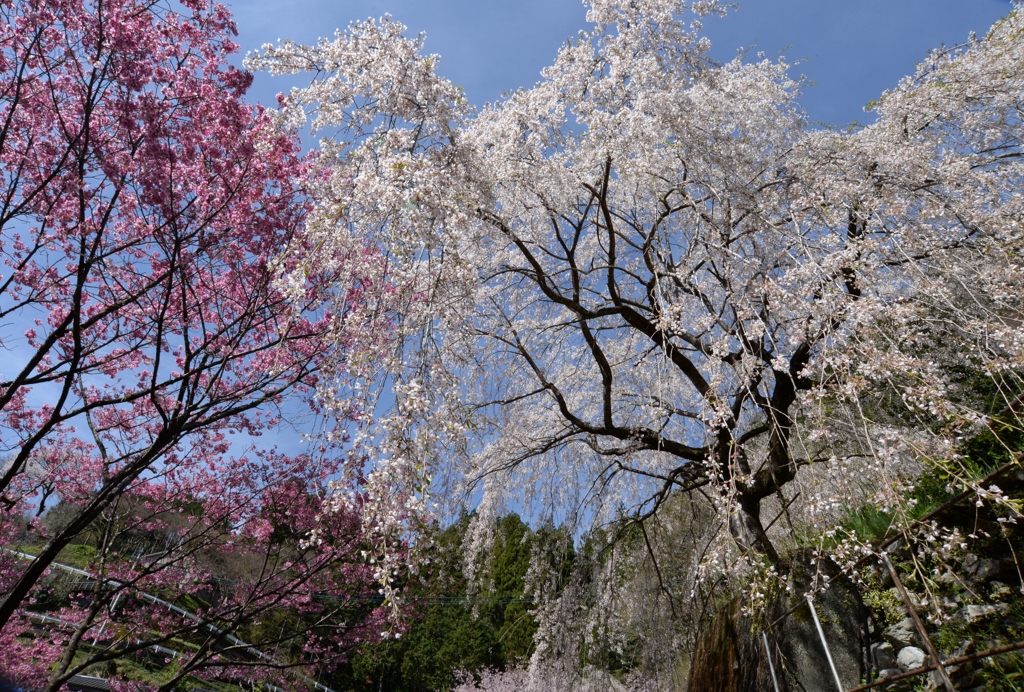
[251,0,1023,568]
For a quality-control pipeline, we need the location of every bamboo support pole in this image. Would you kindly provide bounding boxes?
[848,638,1024,691]
[881,555,954,692]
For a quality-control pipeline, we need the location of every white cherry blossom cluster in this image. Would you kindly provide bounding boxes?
[252,0,1024,664]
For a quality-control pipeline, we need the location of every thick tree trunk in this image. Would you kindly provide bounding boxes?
[729,495,779,564]
[688,597,774,692]
[689,553,869,692]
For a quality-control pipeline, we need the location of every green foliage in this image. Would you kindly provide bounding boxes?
[960,416,1024,474]
[57,543,98,569]
[396,605,498,690]
[111,657,245,692]
[842,506,895,545]
[975,651,1024,692]
[336,513,546,692]
[112,657,178,688]
[861,586,903,628]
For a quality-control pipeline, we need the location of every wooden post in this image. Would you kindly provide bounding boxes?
[881,555,955,692]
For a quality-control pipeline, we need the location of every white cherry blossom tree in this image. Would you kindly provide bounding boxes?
[248,0,1024,609]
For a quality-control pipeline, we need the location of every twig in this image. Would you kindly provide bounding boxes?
[770,456,1021,631]
[859,454,1022,568]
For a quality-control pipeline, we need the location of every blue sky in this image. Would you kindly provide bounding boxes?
[231,0,1014,126]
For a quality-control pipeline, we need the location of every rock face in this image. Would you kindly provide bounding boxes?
[688,551,868,691]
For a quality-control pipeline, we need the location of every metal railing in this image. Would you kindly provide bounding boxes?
[3,548,335,692]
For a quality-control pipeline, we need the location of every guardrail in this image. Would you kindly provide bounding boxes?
[4,548,334,692]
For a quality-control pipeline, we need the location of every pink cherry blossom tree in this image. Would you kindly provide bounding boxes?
[8,449,389,692]
[0,0,391,665]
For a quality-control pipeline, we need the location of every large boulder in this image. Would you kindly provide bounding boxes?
[688,551,869,691]
[778,553,869,691]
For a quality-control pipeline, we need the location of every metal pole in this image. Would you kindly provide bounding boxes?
[92,592,121,645]
[762,631,781,692]
[807,594,845,692]
[881,555,955,692]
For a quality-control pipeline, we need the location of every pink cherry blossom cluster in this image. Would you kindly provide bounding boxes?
[0,0,394,684]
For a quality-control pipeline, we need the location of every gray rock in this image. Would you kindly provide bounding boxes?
[926,669,948,691]
[925,662,976,692]
[872,641,896,670]
[951,639,974,658]
[897,646,927,671]
[959,603,1010,626]
[942,640,976,687]
[779,554,868,692]
[961,555,1012,583]
[975,558,1004,582]
[878,667,914,691]
[961,553,980,576]
[884,617,920,649]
